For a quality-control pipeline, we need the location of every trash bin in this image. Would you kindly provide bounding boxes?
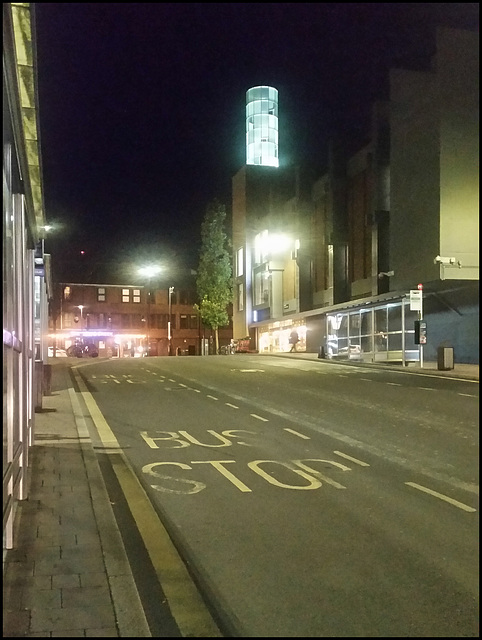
[437,346,454,370]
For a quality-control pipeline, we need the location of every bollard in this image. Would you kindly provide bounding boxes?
[43,364,52,396]
[318,346,326,359]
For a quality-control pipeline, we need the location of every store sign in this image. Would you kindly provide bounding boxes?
[409,289,422,311]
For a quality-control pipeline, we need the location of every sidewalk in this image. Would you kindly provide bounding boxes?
[260,351,480,381]
[2,361,150,637]
[3,354,478,637]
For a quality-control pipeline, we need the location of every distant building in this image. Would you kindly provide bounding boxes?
[49,281,233,358]
[232,27,479,364]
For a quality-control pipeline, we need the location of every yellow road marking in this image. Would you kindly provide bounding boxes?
[72,369,222,636]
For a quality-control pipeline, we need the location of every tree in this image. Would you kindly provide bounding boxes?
[195,199,232,354]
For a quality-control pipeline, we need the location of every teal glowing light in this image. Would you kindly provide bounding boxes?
[246,86,279,167]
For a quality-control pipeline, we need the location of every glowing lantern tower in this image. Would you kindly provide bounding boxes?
[246,86,279,167]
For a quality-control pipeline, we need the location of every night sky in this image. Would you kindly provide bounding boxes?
[34,3,478,282]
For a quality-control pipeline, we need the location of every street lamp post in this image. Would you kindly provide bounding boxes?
[77,305,85,332]
[138,266,162,357]
[168,286,174,356]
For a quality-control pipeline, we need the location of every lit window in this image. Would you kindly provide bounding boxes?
[97,287,106,302]
[122,289,130,303]
[63,286,71,300]
[237,283,244,311]
[236,247,244,276]
[133,289,141,303]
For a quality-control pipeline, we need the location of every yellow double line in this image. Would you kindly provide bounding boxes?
[72,369,222,637]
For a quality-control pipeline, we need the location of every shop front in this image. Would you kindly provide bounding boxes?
[254,292,421,365]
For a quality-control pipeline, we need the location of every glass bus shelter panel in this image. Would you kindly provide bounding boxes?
[359,308,373,359]
[347,311,362,359]
[327,313,349,359]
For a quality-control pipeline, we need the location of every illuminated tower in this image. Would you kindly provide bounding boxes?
[246,86,279,167]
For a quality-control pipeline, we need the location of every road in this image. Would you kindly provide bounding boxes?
[72,354,479,637]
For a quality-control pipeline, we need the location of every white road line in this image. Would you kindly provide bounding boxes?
[386,382,401,386]
[360,378,372,382]
[419,387,435,391]
[405,482,477,512]
[179,383,187,388]
[333,451,370,467]
[157,379,165,382]
[458,393,478,398]
[207,395,218,401]
[225,403,239,409]
[168,378,176,382]
[126,379,134,384]
[251,414,268,422]
[191,389,201,393]
[284,428,310,439]
[337,374,348,378]
[112,379,121,384]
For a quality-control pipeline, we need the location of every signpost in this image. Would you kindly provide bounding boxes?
[410,285,424,368]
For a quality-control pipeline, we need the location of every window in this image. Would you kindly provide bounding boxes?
[97,287,106,302]
[254,269,269,306]
[236,247,244,277]
[237,282,244,311]
[150,314,168,329]
[254,230,268,265]
[122,314,131,327]
[133,289,141,303]
[122,289,130,303]
[63,286,71,300]
[180,314,188,329]
[190,315,198,329]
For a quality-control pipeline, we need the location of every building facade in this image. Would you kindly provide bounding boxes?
[3,3,52,549]
[232,28,479,364]
[49,281,233,358]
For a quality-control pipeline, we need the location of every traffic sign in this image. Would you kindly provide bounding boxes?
[410,289,423,311]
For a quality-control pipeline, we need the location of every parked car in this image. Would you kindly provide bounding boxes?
[83,343,99,357]
[66,342,98,358]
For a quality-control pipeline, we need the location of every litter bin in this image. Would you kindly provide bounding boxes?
[437,346,454,371]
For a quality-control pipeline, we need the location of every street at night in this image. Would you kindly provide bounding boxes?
[70,354,479,637]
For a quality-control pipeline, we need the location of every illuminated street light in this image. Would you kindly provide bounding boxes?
[168,286,174,356]
[138,266,162,356]
[77,305,85,331]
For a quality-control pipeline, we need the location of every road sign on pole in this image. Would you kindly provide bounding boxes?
[409,290,423,311]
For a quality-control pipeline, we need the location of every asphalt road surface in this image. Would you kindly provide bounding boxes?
[72,355,479,637]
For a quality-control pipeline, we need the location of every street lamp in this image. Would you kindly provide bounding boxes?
[138,266,162,356]
[77,305,85,332]
[168,286,174,356]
